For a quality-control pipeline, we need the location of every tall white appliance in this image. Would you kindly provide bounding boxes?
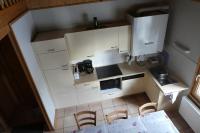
[130,11,169,57]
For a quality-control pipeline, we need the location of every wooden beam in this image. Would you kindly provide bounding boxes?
[8,29,54,131]
[0,25,10,40]
[26,0,110,10]
[0,1,27,29]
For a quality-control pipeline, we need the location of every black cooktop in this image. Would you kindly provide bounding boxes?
[95,64,122,79]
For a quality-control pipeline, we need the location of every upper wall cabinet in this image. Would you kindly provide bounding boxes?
[32,38,67,54]
[132,14,169,56]
[118,25,131,54]
[95,27,118,52]
[65,30,96,61]
[65,25,131,62]
[32,38,69,70]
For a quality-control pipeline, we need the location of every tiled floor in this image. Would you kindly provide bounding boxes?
[49,93,194,133]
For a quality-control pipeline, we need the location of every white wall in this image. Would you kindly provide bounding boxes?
[11,12,56,127]
[31,0,165,31]
[165,0,200,86]
[71,49,127,67]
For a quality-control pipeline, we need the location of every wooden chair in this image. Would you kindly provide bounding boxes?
[139,102,157,115]
[74,111,96,130]
[105,110,128,124]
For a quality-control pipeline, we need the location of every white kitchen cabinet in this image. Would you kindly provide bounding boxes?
[122,74,145,95]
[44,68,75,94]
[44,68,77,108]
[101,89,123,100]
[75,82,102,105]
[95,27,118,53]
[32,38,67,54]
[118,25,131,54]
[65,30,96,61]
[37,51,69,70]
[145,73,160,102]
[132,14,168,56]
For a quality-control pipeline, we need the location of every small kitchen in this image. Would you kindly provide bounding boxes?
[7,0,200,132]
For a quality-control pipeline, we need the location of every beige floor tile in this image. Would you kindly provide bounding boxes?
[55,109,65,118]
[102,106,115,115]
[112,98,127,106]
[64,116,77,128]
[64,126,77,133]
[54,118,64,129]
[114,105,128,111]
[127,103,139,114]
[89,102,102,111]
[96,120,106,126]
[96,110,105,121]
[101,99,114,108]
[129,113,139,118]
[65,106,77,117]
[77,104,90,112]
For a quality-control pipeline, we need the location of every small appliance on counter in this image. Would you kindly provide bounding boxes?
[77,59,94,74]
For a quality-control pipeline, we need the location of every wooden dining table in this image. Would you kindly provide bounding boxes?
[71,110,179,133]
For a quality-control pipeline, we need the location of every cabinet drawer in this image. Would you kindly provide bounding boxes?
[75,82,100,93]
[38,51,69,70]
[32,38,67,54]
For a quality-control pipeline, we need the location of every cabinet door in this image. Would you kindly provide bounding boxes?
[132,14,168,56]
[32,38,67,54]
[76,82,102,104]
[95,27,118,53]
[44,69,75,94]
[122,75,145,95]
[118,26,131,53]
[38,51,69,70]
[145,74,160,102]
[65,30,95,61]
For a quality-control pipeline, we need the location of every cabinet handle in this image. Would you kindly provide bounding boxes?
[120,50,128,53]
[61,68,68,70]
[62,64,68,68]
[47,48,56,52]
[144,42,154,45]
[111,46,118,49]
[87,55,94,58]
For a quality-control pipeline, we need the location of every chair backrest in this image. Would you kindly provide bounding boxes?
[105,110,128,124]
[74,111,96,130]
[139,102,157,115]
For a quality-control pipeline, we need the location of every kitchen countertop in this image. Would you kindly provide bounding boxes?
[74,62,146,84]
[147,71,188,95]
[74,62,188,95]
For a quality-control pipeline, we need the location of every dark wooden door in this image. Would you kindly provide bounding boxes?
[0,35,45,131]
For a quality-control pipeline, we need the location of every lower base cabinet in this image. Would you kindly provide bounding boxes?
[44,68,78,108]
[145,72,178,111]
[145,73,160,103]
[75,82,102,105]
[122,74,145,96]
